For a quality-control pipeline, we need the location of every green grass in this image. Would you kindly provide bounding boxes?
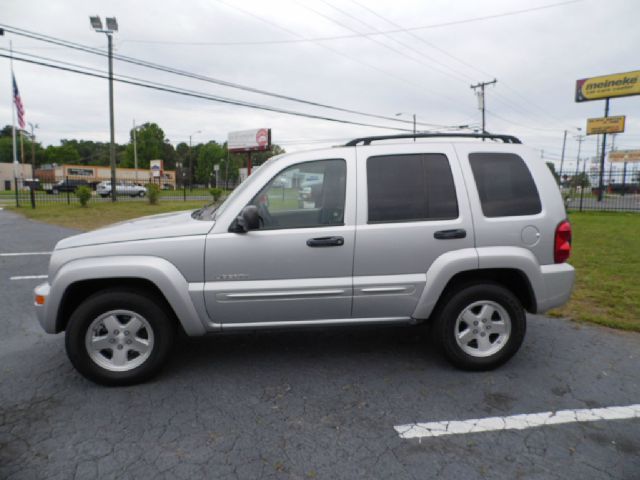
[550,212,640,332]
[7,200,207,231]
[267,188,300,210]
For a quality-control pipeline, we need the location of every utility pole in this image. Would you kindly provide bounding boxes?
[470,79,497,136]
[90,16,118,202]
[558,130,567,180]
[596,99,610,202]
[188,130,201,189]
[28,122,38,179]
[573,131,585,185]
[133,119,138,183]
[396,112,417,141]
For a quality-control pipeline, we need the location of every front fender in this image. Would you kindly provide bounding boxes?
[44,256,207,335]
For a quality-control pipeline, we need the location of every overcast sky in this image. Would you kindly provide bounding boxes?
[2,0,639,171]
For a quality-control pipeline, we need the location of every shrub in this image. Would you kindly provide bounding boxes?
[75,186,92,207]
[209,187,224,202]
[146,183,160,205]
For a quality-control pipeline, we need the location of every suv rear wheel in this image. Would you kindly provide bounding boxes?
[433,283,526,370]
[65,289,176,386]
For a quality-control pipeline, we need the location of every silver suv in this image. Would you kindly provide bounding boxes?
[34,133,575,385]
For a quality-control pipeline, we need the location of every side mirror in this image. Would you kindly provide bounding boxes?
[232,205,260,233]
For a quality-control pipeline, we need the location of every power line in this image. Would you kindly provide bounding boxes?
[0,24,462,130]
[211,0,470,114]
[121,0,582,46]
[303,0,471,86]
[338,1,572,129]
[1,52,417,132]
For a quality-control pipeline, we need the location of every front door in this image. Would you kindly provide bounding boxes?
[203,149,356,326]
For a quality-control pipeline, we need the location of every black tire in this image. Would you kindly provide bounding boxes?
[100,194,109,198]
[138,191,146,197]
[433,282,526,371]
[65,288,176,386]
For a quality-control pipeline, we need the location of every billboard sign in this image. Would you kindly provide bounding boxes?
[609,150,640,163]
[228,128,271,152]
[586,116,626,135]
[150,159,163,178]
[575,70,640,102]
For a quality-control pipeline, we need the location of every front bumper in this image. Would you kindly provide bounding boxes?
[537,263,575,312]
[34,282,56,333]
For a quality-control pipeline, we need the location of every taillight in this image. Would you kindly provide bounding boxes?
[554,220,572,263]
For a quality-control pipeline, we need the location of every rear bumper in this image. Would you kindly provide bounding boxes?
[536,263,575,313]
[34,282,56,333]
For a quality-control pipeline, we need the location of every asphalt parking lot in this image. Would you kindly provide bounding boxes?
[1,209,639,479]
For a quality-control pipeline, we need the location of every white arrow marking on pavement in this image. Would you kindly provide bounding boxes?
[0,252,52,257]
[10,275,49,280]
[394,404,640,439]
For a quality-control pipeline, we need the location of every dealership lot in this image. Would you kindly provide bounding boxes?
[0,209,638,479]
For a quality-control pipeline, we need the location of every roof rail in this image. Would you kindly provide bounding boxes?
[344,133,522,146]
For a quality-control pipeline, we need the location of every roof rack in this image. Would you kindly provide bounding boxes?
[344,133,522,146]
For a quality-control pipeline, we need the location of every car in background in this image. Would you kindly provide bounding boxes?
[97,181,147,198]
[46,179,89,194]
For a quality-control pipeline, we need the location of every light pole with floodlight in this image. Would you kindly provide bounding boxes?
[90,15,118,201]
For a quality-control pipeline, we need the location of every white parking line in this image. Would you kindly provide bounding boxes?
[0,252,52,257]
[10,275,48,280]
[394,404,640,439]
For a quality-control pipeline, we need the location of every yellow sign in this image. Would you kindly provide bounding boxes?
[586,116,626,135]
[609,150,640,163]
[575,70,640,102]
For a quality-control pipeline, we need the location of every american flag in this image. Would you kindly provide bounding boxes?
[13,74,25,130]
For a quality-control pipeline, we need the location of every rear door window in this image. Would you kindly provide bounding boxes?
[367,154,458,223]
[469,152,541,217]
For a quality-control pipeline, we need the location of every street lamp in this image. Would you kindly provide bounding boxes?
[90,15,118,201]
[27,122,38,179]
[396,112,417,141]
[188,130,202,189]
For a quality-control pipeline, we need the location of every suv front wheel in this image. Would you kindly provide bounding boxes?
[434,283,526,370]
[65,289,176,386]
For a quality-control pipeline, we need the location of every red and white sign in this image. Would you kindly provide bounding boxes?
[228,128,271,152]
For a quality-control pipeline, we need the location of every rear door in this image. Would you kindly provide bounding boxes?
[352,143,474,319]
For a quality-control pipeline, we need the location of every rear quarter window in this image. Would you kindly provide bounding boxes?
[469,152,541,217]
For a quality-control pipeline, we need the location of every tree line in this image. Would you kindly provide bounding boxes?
[0,123,284,186]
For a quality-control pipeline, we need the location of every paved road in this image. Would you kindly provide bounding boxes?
[1,210,639,479]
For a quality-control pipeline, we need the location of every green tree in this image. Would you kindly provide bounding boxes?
[0,137,14,163]
[196,142,225,185]
[123,122,168,169]
[0,125,13,138]
[44,143,81,164]
[571,172,591,188]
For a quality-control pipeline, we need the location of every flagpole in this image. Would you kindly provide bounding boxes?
[10,41,19,179]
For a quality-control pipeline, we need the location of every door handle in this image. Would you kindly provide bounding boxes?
[434,229,466,240]
[306,236,345,247]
